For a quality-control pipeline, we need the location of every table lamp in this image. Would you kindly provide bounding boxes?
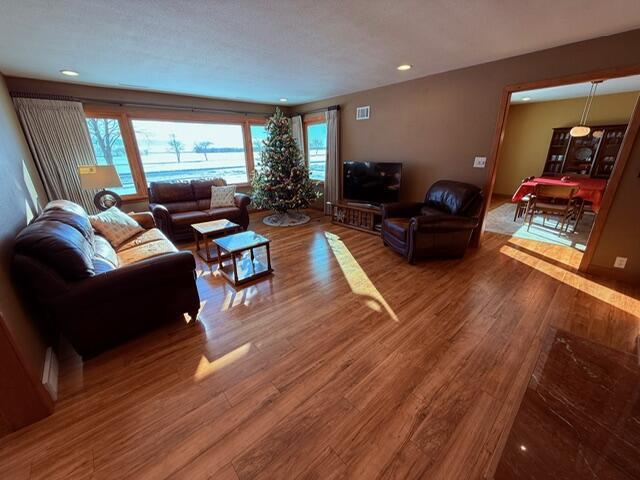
[78,165,123,211]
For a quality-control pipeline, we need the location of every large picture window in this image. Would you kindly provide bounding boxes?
[131,120,248,185]
[305,121,327,181]
[86,116,137,195]
[249,124,269,174]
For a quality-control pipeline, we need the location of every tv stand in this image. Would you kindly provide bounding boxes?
[327,201,382,236]
[346,201,378,209]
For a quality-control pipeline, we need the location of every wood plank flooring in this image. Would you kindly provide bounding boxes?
[0,210,638,479]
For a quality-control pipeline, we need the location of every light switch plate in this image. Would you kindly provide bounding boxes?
[614,256,627,269]
[473,156,487,168]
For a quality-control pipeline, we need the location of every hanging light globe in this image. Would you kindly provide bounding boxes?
[569,125,591,137]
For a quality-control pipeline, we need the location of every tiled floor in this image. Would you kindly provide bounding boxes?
[495,328,640,479]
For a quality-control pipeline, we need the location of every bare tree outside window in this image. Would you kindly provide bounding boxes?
[309,137,324,155]
[87,118,123,164]
[193,141,213,161]
[168,134,184,162]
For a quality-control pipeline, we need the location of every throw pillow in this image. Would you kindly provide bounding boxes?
[210,185,236,209]
[89,207,144,248]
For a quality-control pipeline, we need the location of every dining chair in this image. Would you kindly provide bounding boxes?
[525,183,579,232]
[513,176,536,221]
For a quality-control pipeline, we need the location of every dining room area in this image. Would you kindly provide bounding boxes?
[485,75,640,256]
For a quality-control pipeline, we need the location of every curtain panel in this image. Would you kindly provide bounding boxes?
[13,98,98,213]
[289,115,305,163]
[324,108,340,214]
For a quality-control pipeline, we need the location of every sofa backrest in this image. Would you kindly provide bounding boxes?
[424,180,483,217]
[149,178,227,212]
[14,200,97,281]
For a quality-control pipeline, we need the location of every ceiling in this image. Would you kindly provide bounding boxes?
[2,1,640,105]
[511,75,640,103]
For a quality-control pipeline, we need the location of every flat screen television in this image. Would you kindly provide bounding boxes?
[343,161,402,205]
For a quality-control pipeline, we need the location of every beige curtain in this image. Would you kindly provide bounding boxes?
[324,108,340,214]
[290,115,305,163]
[13,98,98,213]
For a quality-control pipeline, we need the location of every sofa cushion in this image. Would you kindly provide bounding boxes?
[149,181,194,203]
[117,228,168,252]
[383,218,410,242]
[14,220,95,281]
[117,239,178,266]
[94,235,119,268]
[163,201,199,214]
[89,207,144,248]
[192,178,226,199]
[206,207,241,221]
[425,180,481,216]
[37,200,95,250]
[420,205,445,217]
[170,210,215,226]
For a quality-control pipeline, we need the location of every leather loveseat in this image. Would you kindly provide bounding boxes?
[12,200,201,358]
[149,179,251,242]
[382,180,483,263]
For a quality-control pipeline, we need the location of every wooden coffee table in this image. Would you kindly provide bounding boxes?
[213,230,272,286]
[191,219,241,262]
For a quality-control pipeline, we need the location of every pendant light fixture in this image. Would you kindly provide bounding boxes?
[570,80,603,137]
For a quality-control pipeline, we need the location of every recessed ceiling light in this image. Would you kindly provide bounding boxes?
[279,98,288,102]
[60,69,79,77]
[397,64,413,71]
[522,97,532,101]
[520,445,527,451]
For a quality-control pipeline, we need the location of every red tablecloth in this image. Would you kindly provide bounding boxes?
[511,176,607,213]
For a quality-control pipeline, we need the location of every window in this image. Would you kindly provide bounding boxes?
[250,124,269,173]
[86,117,137,195]
[131,120,248,185]
[305,121,327,181]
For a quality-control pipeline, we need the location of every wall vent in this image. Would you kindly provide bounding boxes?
[356,105,370,120]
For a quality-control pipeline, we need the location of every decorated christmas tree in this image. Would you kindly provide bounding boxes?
[251,108,318,226]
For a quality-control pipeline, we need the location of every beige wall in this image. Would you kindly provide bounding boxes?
[0,73,53,425]
[296,28,640,281]
[494,92,639,195]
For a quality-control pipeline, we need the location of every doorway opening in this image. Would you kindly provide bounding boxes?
[481,72,640,271]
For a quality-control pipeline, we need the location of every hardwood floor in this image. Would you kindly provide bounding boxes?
[0,211,637,479]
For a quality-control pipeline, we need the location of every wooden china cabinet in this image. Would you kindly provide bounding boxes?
[542,124,627,179]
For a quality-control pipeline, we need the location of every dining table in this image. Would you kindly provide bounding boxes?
[511,176,607,213]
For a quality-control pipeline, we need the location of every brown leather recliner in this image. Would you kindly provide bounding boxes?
[12,200,201,358]
[149,178,251,242]
[382,180,483,263]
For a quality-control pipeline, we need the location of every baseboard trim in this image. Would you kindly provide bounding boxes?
[586,264,639,285]
[41,347,58,402]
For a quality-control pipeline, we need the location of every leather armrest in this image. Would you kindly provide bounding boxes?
[234,193,251,209]
[128,211,156,229]
[63,251,195,301]
[150,203,170,217]
[411,214,479,232]
[149,203,172,233]
[382,202,423,219]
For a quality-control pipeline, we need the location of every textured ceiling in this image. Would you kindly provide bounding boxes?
[512,75,640,103]
[1,0,640,105]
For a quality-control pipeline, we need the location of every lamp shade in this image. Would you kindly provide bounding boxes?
[78,165,122,190]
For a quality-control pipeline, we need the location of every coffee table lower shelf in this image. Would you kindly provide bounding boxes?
[213,230,273,286]
[218,258,272,286]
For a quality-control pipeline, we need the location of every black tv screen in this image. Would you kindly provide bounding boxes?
[343,161,402,205]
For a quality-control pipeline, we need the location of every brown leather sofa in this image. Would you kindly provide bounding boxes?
[12,200,200,358]
[382,180,483,263]
[149,179,251,242]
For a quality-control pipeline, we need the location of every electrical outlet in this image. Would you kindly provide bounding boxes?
[614,256,627,269]
[473,156,487,168]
